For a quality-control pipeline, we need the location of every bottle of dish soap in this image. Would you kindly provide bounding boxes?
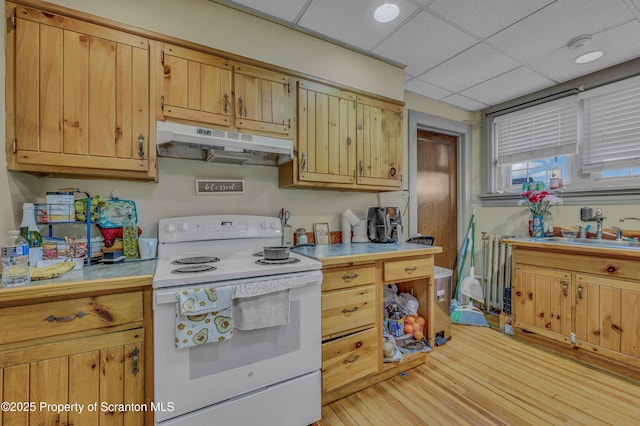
[122,208,139,259]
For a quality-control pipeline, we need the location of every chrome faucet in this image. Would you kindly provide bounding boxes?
[620,217,640,222]
[612,226,623,241]
[580,207,605,239]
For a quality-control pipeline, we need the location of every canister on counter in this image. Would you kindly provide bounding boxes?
[295,228,308,246]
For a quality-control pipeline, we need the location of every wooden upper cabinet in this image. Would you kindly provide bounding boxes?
[356,96,403,189]
[6,3,155,180]
[157,43,232,127]
[234,63,295,138]
[296,80,356,185]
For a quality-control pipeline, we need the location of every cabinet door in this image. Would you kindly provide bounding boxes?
[297,80,356,185]
[575,274,639,357]
[513,266,572,341]
[0,329,144,425]
[234,63,295,137]
[356,97,403,189]
[9,4,152,177]
[158,43,232,127]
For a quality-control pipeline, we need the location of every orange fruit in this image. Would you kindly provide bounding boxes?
[413,330,424,340]
[413,322,423,331]
[404,323,414,334]
[415,316,425,326]
[405,315,416,323]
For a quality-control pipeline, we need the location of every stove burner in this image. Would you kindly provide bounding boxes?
[172,256,220,265]
[172,264,217,274]
[255,258,301,266]
[253,251,263,257]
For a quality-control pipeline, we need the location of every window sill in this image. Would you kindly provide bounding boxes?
[479,187,640,207]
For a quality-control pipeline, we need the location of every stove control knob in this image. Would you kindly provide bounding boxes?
[164,223,176,233]
[178,222,189,232]
[269,221,279,230]
[260,221,268,229]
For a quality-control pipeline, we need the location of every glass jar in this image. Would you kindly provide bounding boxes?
[295,228,308,246]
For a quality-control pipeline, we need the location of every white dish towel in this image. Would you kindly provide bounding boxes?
[175,286,233,348]
[232,277,294,330]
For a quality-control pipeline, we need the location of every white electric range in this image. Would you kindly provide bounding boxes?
[153,215,322,426]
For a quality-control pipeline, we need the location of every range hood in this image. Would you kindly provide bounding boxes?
[156,121,293,166]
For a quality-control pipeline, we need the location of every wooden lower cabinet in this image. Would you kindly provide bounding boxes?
[0,288,152,425]
[320,254,435,405]
[511,245,640,381]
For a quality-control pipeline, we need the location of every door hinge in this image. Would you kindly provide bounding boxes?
[12,138,17,153]
[161,95,165,112]
[286,83,291,94]
[160,50,164,66]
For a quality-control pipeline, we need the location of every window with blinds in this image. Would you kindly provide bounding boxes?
[580,75,640,172]
[488,73,640,194]
[494,96,578,165]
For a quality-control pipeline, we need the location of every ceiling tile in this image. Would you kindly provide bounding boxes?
[427,0,554,38]
[440,94,488,111]
[226,0,310,22]
[417,43,521,92]
[529,20,640,82]
[298,0,418,51]
[373,11,478,76]
[405,78,452,100]
[460,66,553,105]
[488,0,635,63]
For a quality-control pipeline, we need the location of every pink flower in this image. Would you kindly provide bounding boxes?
[518,190,562,216]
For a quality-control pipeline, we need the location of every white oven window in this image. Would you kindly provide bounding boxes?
[188,301,301,379]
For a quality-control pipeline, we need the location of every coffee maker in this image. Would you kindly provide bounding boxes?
[367,207,402,243]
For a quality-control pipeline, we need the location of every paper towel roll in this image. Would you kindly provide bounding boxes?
[342,209,361,244]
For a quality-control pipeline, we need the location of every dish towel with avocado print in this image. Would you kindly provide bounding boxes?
[232,277,293,330]
[175,286,233,348]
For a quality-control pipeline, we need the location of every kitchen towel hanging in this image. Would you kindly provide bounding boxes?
[232,277,293,330]
[175,286,233,348]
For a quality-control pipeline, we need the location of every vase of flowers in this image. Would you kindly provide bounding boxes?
[519,189,562,238]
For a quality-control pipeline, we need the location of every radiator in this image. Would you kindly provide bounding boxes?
[481,233,513,314]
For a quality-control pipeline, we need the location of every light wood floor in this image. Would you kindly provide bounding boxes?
[319,325,640,425]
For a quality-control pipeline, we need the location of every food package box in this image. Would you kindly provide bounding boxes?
[36,203,75,223]
[98,199,138,228]
[46,191,75,205]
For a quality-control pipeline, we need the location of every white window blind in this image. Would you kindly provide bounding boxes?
[580,75,640,172]
[494,96,578,164]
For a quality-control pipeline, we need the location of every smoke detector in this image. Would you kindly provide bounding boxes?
[567,35,592,50]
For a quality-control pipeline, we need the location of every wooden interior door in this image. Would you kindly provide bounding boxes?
[416,130,457,270]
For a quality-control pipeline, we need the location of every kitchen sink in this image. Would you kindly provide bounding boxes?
[520,237,640,249]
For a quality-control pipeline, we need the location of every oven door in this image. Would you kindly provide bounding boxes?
[153,271,321,424]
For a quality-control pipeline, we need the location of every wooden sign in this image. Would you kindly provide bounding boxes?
[195,180,245,195]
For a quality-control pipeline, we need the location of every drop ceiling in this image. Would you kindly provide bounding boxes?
[211,0,640,112]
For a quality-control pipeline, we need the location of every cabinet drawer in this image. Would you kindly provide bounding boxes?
[384,257,433,282]
[322,285,376,339]
[322,328,378,392]
[322,265,375,291]
[0,292,144,345]
[515,249,640,282]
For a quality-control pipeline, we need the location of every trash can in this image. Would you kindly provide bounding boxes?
[433,266,453,345]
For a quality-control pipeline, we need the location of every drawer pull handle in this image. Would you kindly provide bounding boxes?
[611,324,622,333]
[131,347,140,376]
[341,306,359,315]
[404,267,418,273]
[343,355,360,364]
[606,265,616,273]
[577,284,584,301]
[43,311,87,323]
[341,273,360,281]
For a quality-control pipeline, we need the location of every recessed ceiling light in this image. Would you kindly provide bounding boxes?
[575,51,604,64]
[374,3,399,23]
